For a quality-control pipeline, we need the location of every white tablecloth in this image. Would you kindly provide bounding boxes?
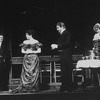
[76,60,100,68]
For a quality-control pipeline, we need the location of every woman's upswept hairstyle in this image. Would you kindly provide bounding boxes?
[93,23,100,32]
[25,30,35,36]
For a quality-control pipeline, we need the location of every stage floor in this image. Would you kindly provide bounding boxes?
[0,87,100,100]
[0,85,100,95]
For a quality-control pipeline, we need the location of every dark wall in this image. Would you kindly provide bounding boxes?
[0,0,100,56]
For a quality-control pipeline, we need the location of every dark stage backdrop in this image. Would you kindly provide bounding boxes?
[0,0,99,56]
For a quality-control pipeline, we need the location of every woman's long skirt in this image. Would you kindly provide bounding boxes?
[21,54,39,91]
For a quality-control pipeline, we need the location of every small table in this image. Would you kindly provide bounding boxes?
[76,59,100,68]
[76,59,100,86]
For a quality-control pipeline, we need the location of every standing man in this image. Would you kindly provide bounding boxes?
[51,22,73,92]
[0,33,11,91]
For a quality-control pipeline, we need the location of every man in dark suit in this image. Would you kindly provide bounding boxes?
[51,22,73,92]
[0,34,11,91]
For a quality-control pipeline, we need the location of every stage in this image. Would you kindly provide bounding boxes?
[3,56,99,100]
[0,86,100,100]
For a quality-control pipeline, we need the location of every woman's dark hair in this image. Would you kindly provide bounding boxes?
[25,30,35,36]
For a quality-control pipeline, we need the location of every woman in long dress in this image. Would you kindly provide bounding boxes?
[12,30,42,93]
